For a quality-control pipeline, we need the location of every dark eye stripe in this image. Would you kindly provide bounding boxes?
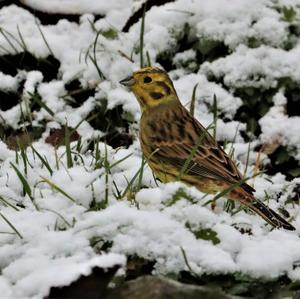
[149,92,164,100]
[156,81,171,95]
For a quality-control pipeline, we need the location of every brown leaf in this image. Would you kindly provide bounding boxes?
[45,128,80,147]
[260,140,281,155]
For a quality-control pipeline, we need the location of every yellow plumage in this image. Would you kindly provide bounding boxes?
[120,67,295,230]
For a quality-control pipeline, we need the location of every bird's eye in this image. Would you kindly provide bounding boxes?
[143,76,152,83]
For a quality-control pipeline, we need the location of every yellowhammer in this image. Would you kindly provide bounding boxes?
[120,67,295,230]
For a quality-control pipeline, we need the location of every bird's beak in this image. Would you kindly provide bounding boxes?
[119,75,135,87]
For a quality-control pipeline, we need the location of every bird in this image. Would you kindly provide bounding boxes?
[120,67,295,231]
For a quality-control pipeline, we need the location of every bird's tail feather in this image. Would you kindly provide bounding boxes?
[249,199,295,231]
[229,188,295,231]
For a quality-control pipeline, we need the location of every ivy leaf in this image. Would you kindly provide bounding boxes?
[194,228,220,245]
[165,188,196,206]
[282,6,297,23]
[186,223,221,245]
[101,28,118,39]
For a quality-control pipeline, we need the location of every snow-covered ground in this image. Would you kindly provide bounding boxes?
[0,0,300,298]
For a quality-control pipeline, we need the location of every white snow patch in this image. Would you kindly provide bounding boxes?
[259,106,300,160]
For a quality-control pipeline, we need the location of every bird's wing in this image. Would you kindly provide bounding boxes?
[153,141,241,184]
[148,106,255,194]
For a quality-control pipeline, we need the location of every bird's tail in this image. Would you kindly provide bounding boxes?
[230,188,295,231]
[249,199,295,231]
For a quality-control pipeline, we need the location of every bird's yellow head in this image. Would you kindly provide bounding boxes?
[120,67,179,111]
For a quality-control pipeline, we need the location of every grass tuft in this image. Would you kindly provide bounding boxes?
[10,162,39,210]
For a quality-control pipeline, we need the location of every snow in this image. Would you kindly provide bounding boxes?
[173,49,197,70]
[0,73,19,92]
[76,201,238,275]
[259,106,300,160]
[0,0,300,297]
[174,73,243,119]
[23,71,43,95]
[21,0,132,15]
[200,45,300,89]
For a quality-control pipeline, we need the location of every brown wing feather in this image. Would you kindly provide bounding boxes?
[145,105,254,193]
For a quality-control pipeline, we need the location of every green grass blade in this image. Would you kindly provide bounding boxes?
[29,92,54,116]
[10,162,39,210]
[2,27,26,51]
[57,113,99,148]
[243,143,251,178]
[17,25,28,51]
[211,172,262,203]
[177,123,214,180]
[42,208,72,228]
[15,150,19,164]
[0,28,18,53]
[40,176,75,203]
[146,50,151,67]
[35,20,54,56]
[0,43,10,54]
[104,144,109,205]
[212,94,218,139]
[121,169,141,198]
[10,162,32,199]
[65,125,73,168]
[0,212,23,239]
[91,31,105,80]
[31,145,53,175]
[16,138,27,175]
[0,195,19,211]
[137,155,146,191]
[189,83,198,116]
[109,153,133,169]
[180,247,199,278]
[139,3,146,68]
[112,180,122,200]
[229,123,240,158]
[94,139,103,169]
